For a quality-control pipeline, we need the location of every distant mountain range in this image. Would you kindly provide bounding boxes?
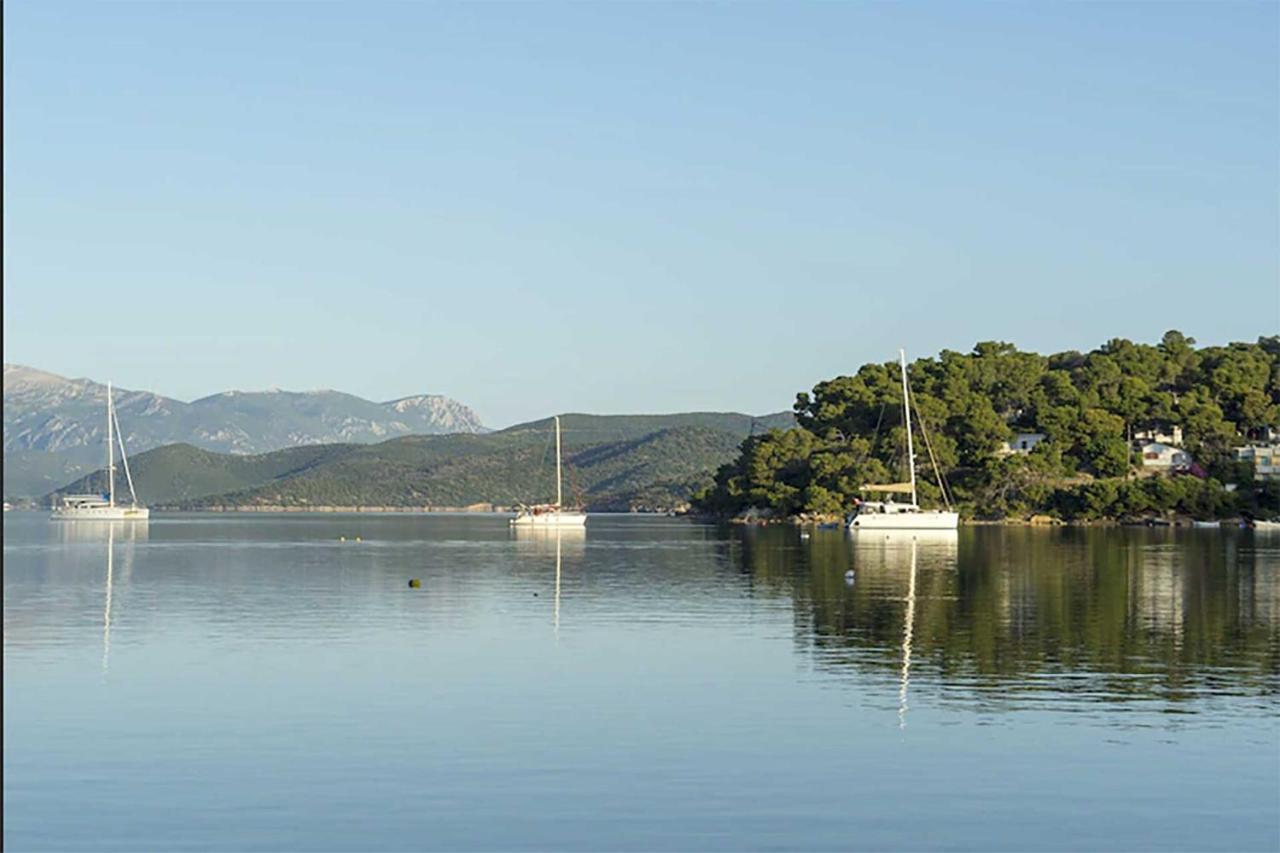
[3,364,795,505]
[44,412,796,511]
[3,364,487,496]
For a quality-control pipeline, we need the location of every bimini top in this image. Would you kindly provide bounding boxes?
[58,494,111,508]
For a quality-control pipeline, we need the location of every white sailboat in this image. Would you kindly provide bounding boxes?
[510,415,587,528]
[847,350,959,531]
[51,382,150,521]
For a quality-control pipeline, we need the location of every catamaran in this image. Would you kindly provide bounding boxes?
[847,350,959,531]
[51,382,150,521]
[511,415,587,528]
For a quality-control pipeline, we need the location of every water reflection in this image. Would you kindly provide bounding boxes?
[898,539,917,729]
[847,533,957,728]
[54,519,150,547]
[103,526,113,674]
[512,526,586,635]
[52,521,148,675]
[733,525,1279,708]
[511,524,586,557]
[850,529,959,562]
[4,516,1276,851]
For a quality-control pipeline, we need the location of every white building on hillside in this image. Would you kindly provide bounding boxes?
[1135,425,1183,447]
[1236,444,1280,480]
[998,432,1047,455]
[1141,442,1192,470]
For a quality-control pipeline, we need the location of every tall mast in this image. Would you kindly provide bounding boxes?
[106,381,115,507]
[555,415,563,509]
[899,350,917,507]
[113,403,139,507]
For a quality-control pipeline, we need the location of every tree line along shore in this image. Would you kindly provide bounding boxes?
[693,332,1279,523]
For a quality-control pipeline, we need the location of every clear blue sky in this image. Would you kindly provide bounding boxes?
[5,2,1277,427]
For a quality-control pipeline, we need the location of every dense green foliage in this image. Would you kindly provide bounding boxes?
[54,443,360,505]
[694,332,1280,520]
[49,414,785,511]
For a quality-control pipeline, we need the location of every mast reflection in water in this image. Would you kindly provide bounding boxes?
[733,524,1277,713]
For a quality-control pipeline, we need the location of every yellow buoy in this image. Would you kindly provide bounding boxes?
[408,578,422,588]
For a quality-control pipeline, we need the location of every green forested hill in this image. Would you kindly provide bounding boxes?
[52,442,361,505]
[501,412,796,445]
[4,448,104,499]
[48,412,790,511]
[694,332,1280,520]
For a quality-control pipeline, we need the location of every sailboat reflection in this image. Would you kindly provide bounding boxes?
[104,525,114,673]
[57,521,148,675]
[898,539,917,729]
[554,531,561,634]
[512,525,585,635]
[848,530,956,728]
[848,529,957,565]
[512,524,586,556]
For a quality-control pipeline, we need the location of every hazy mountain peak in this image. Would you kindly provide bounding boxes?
[3,365,489,466]
[4,363,90,392]
[5,363,66,384]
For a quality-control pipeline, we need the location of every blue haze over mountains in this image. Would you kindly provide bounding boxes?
[3,364,485,496]
[2,365,791,500]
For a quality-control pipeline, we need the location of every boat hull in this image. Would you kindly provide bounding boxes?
[849,511,958,531]
[510,512,587,528]
[51,507,150,521]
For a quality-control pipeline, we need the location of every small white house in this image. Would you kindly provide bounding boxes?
[1134,425,1183,447]
[1236,444,1280,480]
[998,433,1047,455]
[1141,442,1192,470]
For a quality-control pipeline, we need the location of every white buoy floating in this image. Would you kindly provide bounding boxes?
[844,569,856,585]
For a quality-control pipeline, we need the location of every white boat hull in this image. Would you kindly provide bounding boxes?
[849,511,959,531]
[51,506,150,521]
[510,512,587,528]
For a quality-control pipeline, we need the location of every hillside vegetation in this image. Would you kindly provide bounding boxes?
[50,412,791,511]
[694,332,1279,521]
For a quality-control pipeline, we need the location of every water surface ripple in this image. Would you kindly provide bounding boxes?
[4,513,1278,851]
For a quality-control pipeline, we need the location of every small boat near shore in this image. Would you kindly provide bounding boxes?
[511,416,586,528]
[848,350,958,532]
[51,382,149,522]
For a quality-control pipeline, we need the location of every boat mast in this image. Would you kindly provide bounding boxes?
[555,415,563,510]
[899,350,917,507]
[113,402,140,507]
[106,381,115,507]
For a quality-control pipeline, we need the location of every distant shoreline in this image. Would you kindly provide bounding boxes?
[2,505,1253,527]
[157,504,515,514]
[150,505,688,515]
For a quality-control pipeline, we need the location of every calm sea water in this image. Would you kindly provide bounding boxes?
[4,513,1278,852]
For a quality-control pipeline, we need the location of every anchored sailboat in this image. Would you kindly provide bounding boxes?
[847,350,958,531]
[51,382,150,521]
[510,416,587,527]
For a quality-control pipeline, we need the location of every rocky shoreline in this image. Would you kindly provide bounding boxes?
[703,511,1253,529]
